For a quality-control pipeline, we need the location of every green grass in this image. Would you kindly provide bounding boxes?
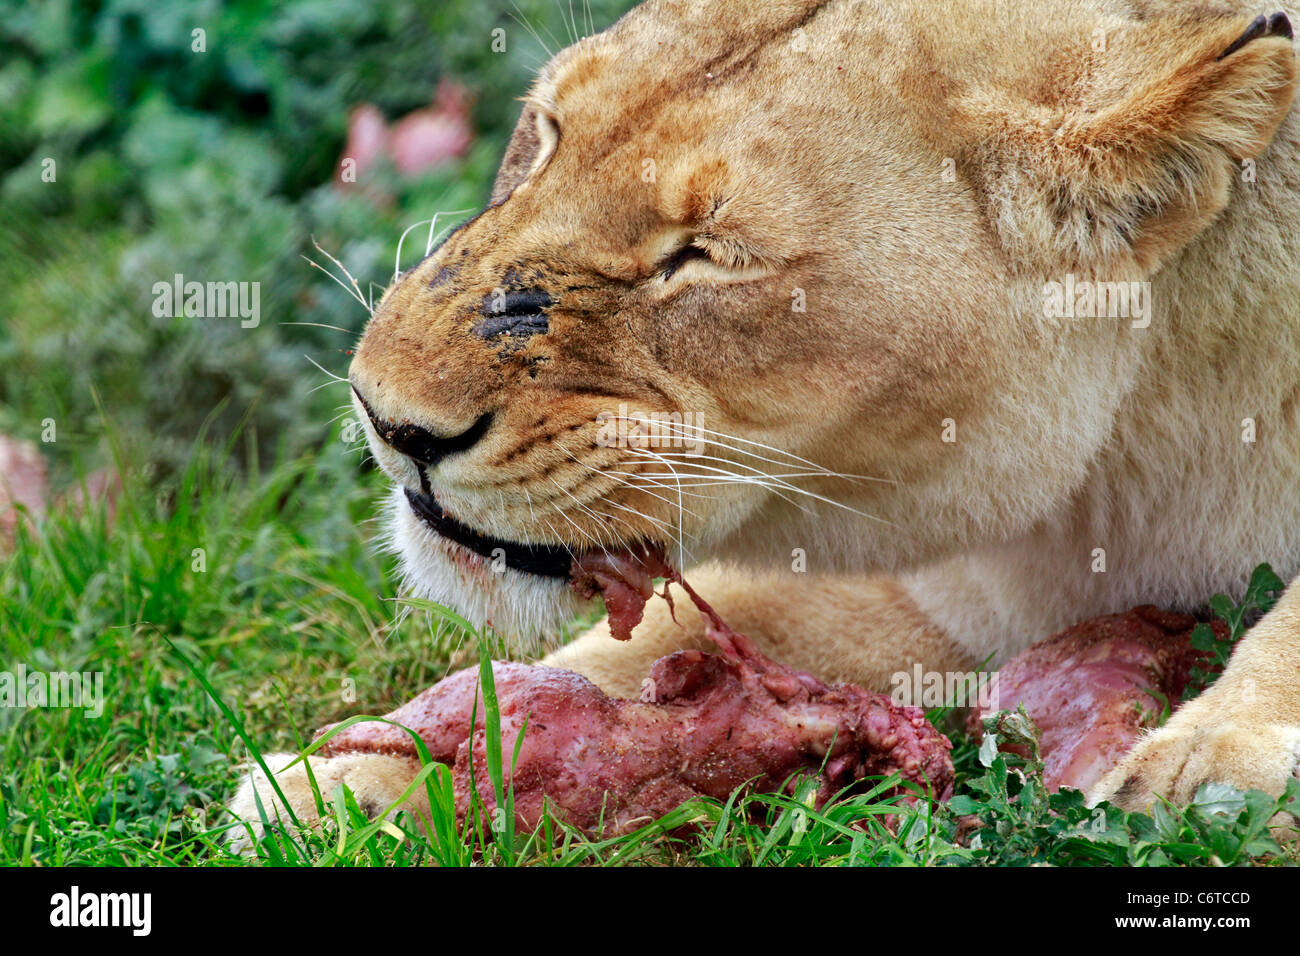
[3,430,1298,867]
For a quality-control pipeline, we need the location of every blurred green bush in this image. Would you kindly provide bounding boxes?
[0,0,633,480]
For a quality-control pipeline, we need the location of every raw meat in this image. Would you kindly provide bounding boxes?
[969,605,1220,793]
[316,547,954,834]
[570,545,674,643]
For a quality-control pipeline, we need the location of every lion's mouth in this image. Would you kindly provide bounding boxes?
[404,485,677,638]
[403,487,573,578]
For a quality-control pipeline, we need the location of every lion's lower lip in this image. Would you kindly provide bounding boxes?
[403,487,573,578]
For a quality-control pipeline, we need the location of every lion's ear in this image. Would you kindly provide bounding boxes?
[959,12,1297,273]
[491,104,560,206]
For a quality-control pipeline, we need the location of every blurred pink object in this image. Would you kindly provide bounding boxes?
[0,436,123,549]
[0,435,47,548]
[337,80,473,189]
[63,468,122,527]
[339,104,389,185]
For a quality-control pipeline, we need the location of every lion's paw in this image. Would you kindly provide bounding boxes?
[1088,692,1300,814]
[226,751,426,853]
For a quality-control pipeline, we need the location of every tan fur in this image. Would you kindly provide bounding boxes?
[1090,581,1300,807]
[226,752,425,852]
[233,0,1300,837]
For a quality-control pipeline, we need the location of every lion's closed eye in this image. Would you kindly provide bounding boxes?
[658,242,713,280]
[653,233,770,284]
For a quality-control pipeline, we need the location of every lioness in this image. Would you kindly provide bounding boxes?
[233,0,1300,832]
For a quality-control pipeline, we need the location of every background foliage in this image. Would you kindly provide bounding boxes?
[0,0,633,478]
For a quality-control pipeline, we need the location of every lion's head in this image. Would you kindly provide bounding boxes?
[348,0,1296,639]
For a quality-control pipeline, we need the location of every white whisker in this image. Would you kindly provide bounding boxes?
[308,237,370,311]
[621,446,692,569]
[303,255,370,314]
[540,517,578,564]
[614,415,895,484]
[559,449,705,516]
[393,217,436,283]
[281,321,355,334]
[509,3,555,58]
[549,479,616,560]
[394,210,474,284]
[600,499,696,564]
[303,354,348,384]
[620,446,813,516]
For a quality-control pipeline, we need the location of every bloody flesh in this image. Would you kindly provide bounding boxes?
[968,605,1220,793]
[317,546,955,834]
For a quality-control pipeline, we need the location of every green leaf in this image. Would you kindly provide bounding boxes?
[977,732,1000,769]
[947,795,986,816]
[1188,781,1247,819]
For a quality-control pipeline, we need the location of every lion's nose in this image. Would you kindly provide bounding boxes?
[353,386,492,468]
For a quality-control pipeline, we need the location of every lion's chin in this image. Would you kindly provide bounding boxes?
[386,487,590,646]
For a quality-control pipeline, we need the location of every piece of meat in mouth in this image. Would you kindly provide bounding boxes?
[316,543,956,835]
